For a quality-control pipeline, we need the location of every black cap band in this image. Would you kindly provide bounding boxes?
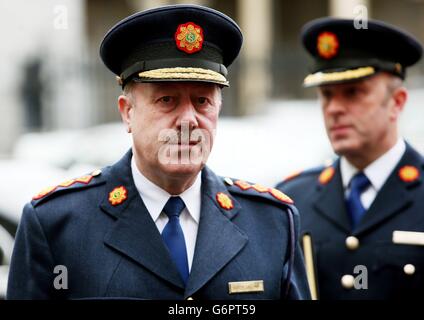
[312,58,405,79]
[120,58,228,85]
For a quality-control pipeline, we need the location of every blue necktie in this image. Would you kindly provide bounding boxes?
[161,196,189,285]
[346,172,371,229]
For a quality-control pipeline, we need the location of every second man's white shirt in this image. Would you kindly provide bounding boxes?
[131,156,201,271]
[341,138,406,210]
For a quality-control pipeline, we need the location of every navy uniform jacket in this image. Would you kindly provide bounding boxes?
[7,150,310,300]
[277,143,424,300]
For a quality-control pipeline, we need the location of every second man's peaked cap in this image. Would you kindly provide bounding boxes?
[301,17,423,87]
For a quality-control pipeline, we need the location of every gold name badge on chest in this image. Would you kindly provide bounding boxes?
[228,280,264,294]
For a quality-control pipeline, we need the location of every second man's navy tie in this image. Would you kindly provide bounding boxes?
[346,172,371,230]
[161,196,189,285]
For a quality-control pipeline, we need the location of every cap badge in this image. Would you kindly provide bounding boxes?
[175,22,204,54]
[109,186,128,206]
[216,192,234,210]
[317,31,339,59]
[399,166,420,183]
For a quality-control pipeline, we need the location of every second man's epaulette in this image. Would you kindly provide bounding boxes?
[223,177,295,207]
[282,166,326,184]
[31,169,105,207]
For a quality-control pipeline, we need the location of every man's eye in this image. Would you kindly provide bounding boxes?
[160,96,172,103]
[346,88,360,97]
[197,97,207,104]
[319,90,332,100]
[321,91,330,98]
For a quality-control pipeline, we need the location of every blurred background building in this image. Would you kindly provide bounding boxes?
[1,0,424,155]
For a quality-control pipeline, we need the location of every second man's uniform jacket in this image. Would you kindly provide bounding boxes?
[277,143,424,300]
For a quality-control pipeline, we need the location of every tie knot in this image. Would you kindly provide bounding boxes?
[350,172,371,193]
[163,196,186,218]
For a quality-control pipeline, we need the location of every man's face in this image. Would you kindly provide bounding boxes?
[120,82,221,179]
[318,73,403,159]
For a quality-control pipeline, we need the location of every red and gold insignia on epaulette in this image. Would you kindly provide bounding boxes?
[399,165,420,183]
[283,170,302,183]
[317,31,339,59]
[58,179,76,188]
[268,188,294,205]
[32,170,102,201]
[216,192,234,210]
[318,167,335,185]
[234,180,252,191]
[109,186,128,206]
[251,184,268,193]
[75,175,93,184]
[175,22,204,54]
[33,186,57,200]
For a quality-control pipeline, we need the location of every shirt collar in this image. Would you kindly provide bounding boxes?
[179,174,202,224]
[131,156,201,223]
[341,138,406,191]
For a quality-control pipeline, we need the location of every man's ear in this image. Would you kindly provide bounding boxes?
[217,85,224,113]
[118,95,133,133]
[390,86,407,121]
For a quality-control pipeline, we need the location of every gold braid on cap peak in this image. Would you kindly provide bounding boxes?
[138,67,228,85]
[304,66,376,86]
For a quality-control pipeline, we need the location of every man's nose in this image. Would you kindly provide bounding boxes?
[325,97,346,115]
[176,99,199,130]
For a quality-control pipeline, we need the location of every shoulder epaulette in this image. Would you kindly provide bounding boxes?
[31,169,104,206]
[282,166,326,183]
[223,178,295,206]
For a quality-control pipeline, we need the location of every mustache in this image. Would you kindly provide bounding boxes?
[158,128,212,145]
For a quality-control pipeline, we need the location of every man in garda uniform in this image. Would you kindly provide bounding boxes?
[277,17,424,300]
[7,5,310,300]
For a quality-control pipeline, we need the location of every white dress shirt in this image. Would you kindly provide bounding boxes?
[131,156,201,271]
[341,138,406,210]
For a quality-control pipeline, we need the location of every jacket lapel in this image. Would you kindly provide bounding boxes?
[355,144,422,235]
[185,167,247,298]
[100,150,185,289]
[313,162,352,233]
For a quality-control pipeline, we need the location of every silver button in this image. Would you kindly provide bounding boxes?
[224,177,234,186]
[91,169,102,177]
[345,236,359,250]
[404,264,416,275]
[341,274,355,289]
